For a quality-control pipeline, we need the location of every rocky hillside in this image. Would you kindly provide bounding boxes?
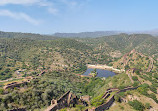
[78,34,158,60]
[112,49,156,72]
[0,32,157,111]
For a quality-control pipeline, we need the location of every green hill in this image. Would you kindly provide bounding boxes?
[78,34,158,58]
[0,32,157,111]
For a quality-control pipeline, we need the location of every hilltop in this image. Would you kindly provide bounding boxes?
[78,34,158,59]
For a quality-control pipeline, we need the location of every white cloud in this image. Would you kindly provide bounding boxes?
[0,0,58,15]
[0,0,42,6]
[0,0,90,16]
[0,10,41,25]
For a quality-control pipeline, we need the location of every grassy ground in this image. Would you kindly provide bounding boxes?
[130,91,158,110]
[109,90,158,111]
[108,102,135,111]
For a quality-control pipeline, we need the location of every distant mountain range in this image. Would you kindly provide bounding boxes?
[53,31,121,38]
[53,30,158,38]
[0,31,57,40]
[129,29,158,36]
[1,30,158,39]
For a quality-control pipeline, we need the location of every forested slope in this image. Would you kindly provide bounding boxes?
[0,32,157,111]
[78,34,158,59]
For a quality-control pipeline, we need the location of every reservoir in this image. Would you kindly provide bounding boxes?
[83,68,116,78]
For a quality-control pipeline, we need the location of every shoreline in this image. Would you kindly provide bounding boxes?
[86,64,125,73]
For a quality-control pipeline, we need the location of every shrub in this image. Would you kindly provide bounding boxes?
[128,100,144,111]
[150,86,157,94]
[118,92,125,97]
[120,105,124,110]
[125,65,130,70]
[132,76,138,81]
[0,89,4,94]
[135,70,140,75]
[60,108,67,111]
[141,83,149,88]
[149,93,158,103]
[118,85,126,90]
[145,103,151,109]
[132,81,139,87]
[75,105,85,110]
[114,95,120,102]
[137,87,148,96]
[153,74,158,79]
[91,95,105,107]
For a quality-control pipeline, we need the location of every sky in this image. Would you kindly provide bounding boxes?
[0,0,158,34]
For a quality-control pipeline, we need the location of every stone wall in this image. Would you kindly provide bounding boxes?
[45,91,77,111]
[45,87,138,111]
[91,86,138,111]
[95,96,115,111]
[118,87,138,94]
[3,82,28,90]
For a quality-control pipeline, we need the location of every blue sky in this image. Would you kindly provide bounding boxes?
[0,0,158,34]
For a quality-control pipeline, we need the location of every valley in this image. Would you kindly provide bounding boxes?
[0,32,157,111]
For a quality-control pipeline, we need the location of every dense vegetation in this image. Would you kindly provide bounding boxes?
[0,31,157,110]
[128,100,145,111]
[78,34,158,57]
[0,71,86,110]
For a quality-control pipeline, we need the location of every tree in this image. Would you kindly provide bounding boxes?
[125,65,130,70]
[135,70,140,75]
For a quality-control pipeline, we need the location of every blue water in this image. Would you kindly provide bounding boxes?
[83,68,116,78]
